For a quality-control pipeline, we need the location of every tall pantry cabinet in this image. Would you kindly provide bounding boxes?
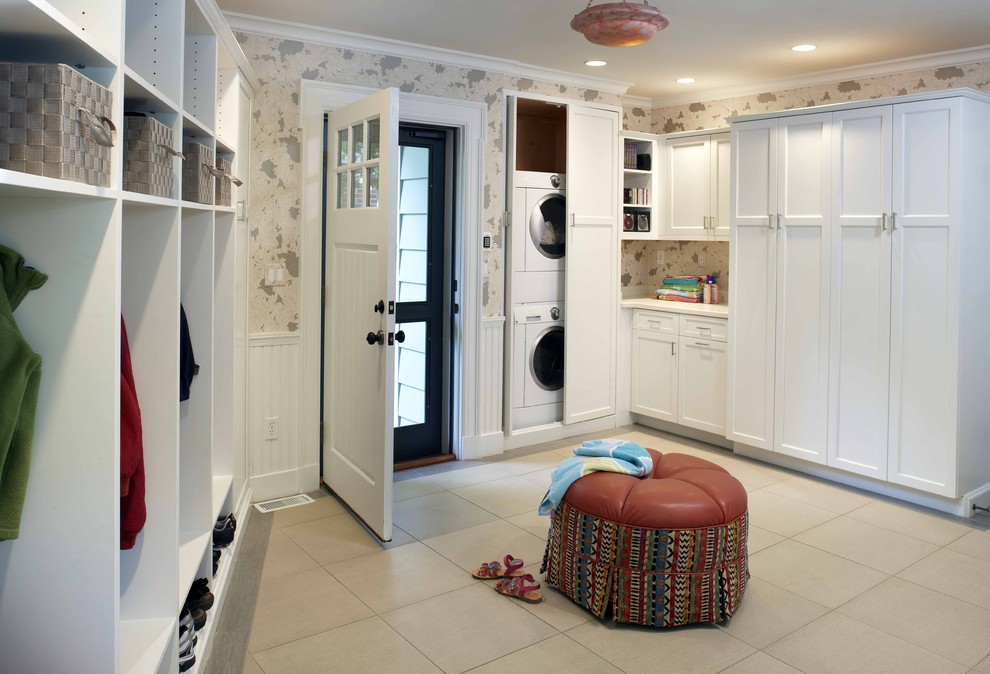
[0,0,256,672]
[728,90,990,502]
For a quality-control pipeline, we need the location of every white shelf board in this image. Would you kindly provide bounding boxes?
[182,111,215,139]
[122,191,181,209]
[0,168,116,199]
[120,616,175,674]
[178,530,211,607]
[622,204,652,209]
[124,67,181,116]
[623,168,652,175]
[0,0,117,68]
[620,230,658,241]
[214,205,235,214]
[180,200,215,212]
[212,475,232,521]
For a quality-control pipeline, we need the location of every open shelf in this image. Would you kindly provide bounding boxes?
[623,168,652,176]
[0,168,116,200]
[0,0,117,69]
[122,191,181,209]
[124,66,181,116]
[178,530,211,606]
[215,135,236,155]
[212,475,232,521]
[120,617,174,674]
[182,111,215,139]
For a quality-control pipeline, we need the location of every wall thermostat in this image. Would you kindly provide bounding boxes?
[482,233,492,249]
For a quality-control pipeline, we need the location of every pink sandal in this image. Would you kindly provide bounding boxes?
[494,573,543,603]
[471,554,525,580]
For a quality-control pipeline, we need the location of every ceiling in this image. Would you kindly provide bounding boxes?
[217,0,990,102]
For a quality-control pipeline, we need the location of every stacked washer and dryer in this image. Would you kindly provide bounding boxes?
[511,171,566,430]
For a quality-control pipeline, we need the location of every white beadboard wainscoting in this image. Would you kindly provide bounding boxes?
[461,316,506,459]
[248,332,313,501]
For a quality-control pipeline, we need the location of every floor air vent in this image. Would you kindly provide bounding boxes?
[254,494,315,513]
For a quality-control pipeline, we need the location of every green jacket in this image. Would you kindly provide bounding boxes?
[0,245,47,541]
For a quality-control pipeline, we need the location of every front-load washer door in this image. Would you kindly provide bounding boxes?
[526,325,564,406]
[526,192,566,272]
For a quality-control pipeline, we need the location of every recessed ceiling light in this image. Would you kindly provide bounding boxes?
[676,77,695,84]
[792,44,817,52]
[585,60,607,67]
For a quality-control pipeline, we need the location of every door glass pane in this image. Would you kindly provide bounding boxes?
[336,171,347,209]
[337,129,348,166]
[352,123,364,163]
[394,321,428,428]
[396,145,430,299]
[367,165,379,207]
[368,118,380,160]
[351,169,364,208]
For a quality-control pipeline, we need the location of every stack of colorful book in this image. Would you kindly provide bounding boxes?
[655,276,704,303]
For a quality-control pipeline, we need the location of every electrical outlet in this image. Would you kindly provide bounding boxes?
[265,416,279,441]
[697,252,706,267]
[656,250,665,265]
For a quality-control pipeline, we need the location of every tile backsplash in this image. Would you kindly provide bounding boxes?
[621,240,729,298]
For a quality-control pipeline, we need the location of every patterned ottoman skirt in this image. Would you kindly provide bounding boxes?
[541,498,749,627]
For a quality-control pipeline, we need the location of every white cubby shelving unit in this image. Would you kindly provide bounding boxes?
[620,131,660,241]
[0,1,258,672]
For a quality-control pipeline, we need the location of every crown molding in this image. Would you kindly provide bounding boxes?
[648,44,990,108]
[223,11,633,96]
[621,94,654,109]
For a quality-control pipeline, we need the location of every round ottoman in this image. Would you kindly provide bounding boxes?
[541,450,749,627]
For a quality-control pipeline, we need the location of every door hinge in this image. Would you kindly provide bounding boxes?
[503,211,511,228]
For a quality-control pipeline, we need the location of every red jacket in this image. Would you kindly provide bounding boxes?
[120,318,146,549]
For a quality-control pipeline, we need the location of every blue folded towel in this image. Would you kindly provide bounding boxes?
[538,439,653,516]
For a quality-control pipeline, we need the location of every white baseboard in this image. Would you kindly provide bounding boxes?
[733,442,977,517]
[250,469,304,502]
[631,414,733,450]
[963,483,990,519]
[461,432,506,459]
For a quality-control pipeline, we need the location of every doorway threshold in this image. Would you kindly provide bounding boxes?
[395,453,456,472]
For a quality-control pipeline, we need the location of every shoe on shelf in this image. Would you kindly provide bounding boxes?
[213,521,235,548]
[185,578,214,612]
[178,623,198,650]
[180,606,207,631]
[212,548,221,575]
[215,513,236,532]
[178,638,196,673]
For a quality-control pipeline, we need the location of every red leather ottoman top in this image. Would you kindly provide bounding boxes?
[563,449,747,529]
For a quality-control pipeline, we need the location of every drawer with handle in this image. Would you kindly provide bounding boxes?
[633,310,677,334]
[679,315,727,341]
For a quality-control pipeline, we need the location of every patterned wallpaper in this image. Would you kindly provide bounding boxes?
[621,241,729,297]
[236,32,623,333]
[237,25,989,334]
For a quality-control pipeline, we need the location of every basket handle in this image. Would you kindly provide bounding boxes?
[158,144,185,160]
[77,108,117,147]
[203,163,224,178]
[216,167,244,186]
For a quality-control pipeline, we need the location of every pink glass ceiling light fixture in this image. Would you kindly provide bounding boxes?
[571,0,670,47]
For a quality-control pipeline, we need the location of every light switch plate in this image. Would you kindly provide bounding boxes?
[656,250,665,265]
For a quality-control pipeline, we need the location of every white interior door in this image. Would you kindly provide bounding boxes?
[324,88,399,541]
[828,106,892,479]
[564,103,618,424]
[773,113,831,465]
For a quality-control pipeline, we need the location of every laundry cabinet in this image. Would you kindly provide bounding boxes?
[630,307,728,435]
[663,131,730,240]
[728,90,990,503]
[504,94,620,434]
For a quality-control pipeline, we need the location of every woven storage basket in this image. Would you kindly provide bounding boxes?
[182,141,215,204]
[215,156,232,206]
[124,115,179,198]
[0,62,115,187]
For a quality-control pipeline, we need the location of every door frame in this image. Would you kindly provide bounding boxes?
[299,80,486,490]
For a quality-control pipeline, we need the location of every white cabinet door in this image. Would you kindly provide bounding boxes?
[679,338,727,434]
[631,330,678,421]
[887,98,960,497]
[666,136,711,238]
[828,106,892,479]
[710,132,731,239]
[773,112,831,465]
[727,119,777,450]
[564,103,618,424]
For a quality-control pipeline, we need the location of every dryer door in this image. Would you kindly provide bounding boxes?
[528,193,566,268]
[527,325,565,405]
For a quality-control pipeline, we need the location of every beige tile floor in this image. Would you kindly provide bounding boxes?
[242,425,990,674]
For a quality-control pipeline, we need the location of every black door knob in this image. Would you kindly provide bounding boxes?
[366,330,384,345]
[374,300,385,314]
[394,330,405,344]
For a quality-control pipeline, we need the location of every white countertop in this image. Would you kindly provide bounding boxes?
[621,297,729,318]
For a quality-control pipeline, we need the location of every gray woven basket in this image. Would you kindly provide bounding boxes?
[0,62,114,187]
[215,156,232,206]
[124,116,180,198]
[182,141,216,204]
